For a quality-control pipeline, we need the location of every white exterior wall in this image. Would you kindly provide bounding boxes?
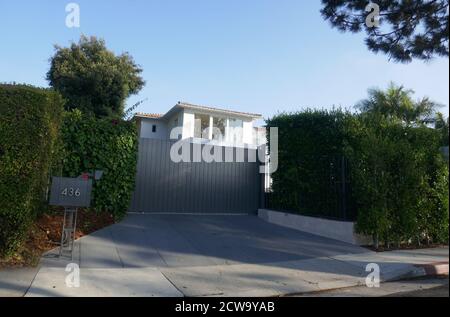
[138,110,259,146]
[242,120,253,145]
[182,110,256,146]
[258,209,372,245]
[182,111,195,139]
[167,112,184,139]
[253,128,267,146]
[139,118,168,139]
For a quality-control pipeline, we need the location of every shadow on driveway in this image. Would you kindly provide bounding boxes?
[81,214,369,269]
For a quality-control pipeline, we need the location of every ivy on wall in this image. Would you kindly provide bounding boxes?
[57,110,138,219]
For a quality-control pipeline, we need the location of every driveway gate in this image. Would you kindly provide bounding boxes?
[129,138,262,214]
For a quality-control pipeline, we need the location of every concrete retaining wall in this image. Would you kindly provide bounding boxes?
[258,209,371,245]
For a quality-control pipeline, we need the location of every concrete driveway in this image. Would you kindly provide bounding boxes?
[77,214,367,269]
[23,214,448,297]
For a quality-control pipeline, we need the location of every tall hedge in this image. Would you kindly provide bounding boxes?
[266,109,449,247]
[348,120,449,246]
[0,85,64,256]
[265,109,359,220]
[57,110,138,219]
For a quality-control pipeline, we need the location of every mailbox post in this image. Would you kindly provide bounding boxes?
[49,177,93,259]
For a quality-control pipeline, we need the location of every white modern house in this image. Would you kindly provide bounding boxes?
[130,102,273,214]
[134,102,265,147]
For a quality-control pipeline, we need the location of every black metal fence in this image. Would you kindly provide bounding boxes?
[263,155,357,222]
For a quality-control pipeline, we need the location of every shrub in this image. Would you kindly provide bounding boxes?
[266,109,449,247]
[266,109,359,220]
[0,84,64,256]
[406,127,446,244]
[57,110,138,219]
[347,120,449,247]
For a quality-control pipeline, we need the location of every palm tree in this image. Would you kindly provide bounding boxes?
[356,83,442,126]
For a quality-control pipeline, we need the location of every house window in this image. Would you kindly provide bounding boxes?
[194,114,210,139]
[212,117,226,141]
[152,125,157,133]
[229,118,243,144]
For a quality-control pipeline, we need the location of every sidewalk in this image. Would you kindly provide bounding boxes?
[158,247,449,297]
[0,267,39,297]
[2,246,446,297]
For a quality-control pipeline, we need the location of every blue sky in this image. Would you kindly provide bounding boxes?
[1,0,448,122]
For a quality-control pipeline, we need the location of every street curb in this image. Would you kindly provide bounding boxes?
[282,261,449,297]
[414,261,449,277]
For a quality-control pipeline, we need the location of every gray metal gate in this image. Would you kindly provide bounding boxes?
[129,138,262,214]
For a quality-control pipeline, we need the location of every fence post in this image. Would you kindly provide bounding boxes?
[341,155,347,220]
[259,145,266,210]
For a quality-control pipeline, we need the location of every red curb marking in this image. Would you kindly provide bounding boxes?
[415,262,449,276]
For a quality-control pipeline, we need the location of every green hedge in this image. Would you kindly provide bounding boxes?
[57,110,138,219]
[267,109,449,246]
[266,109,359,220]
[0,84,64,256]
[348,120,449,246]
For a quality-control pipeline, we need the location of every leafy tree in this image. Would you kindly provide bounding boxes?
[434,112,449,146]
[356,83,441,125]
[321,0,449,63]
[47,35,145,118]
